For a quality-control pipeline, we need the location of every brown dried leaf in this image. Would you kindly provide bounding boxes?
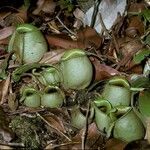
[105,138,127,150]
[72,123,103,148]
[126,16,145,37]
[39,49,65,64]
[8,93,18,111]
[90,58,120,81]
[4,7,27,26]
[0,38,9,45]
[46,27,102,50]
[0,26,15,41]
[128,2,146,13]
[45,141,83,150]
[43,114,66,133]
[0,106,14,142]
[33,0,56,15]
[0,74,10,105]
[116,38,144,70]
[118,38,143,57]
[46,34,84,49]
[77,26,103,49]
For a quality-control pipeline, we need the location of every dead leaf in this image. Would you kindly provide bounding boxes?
[73,8,84,29]
[0,106,14,142]
[43,113,66,133]
[8,93,18,111]
[39,49,65,64]
[77,26,103,49]
[126,16,145,37]
[128,2,146,13]
[0,38,9,45]
[90,58,120,81]
[33,0,56,15]
[127,64,143,74]
[46,27,102,50]
[3,6,28,26]
[0,74,10,105]
[73,123,103,148]
[46,34,84,49]
[0,26,15,41]
[105,138,127,150]
[115,38,144,70]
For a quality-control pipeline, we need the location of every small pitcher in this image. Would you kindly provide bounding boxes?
[93,99,116,137]
[102,76,131,107]
[113,108,145,142]
[32,66,62,86]
[20,86,41,108]
[41,86,65,108]
[70,105,94,129]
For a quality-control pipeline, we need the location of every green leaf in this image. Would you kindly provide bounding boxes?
[140,9,150,23]
[133,49,150,64]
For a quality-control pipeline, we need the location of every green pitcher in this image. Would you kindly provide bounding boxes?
[113,108,145,142]
[102,76,131,107]
[59,49,93,90]
[41,86,65,108]
[20,86,41,108]
[93,99,116,137]
[32,67,62,86]
[8,24,47,63]
[70,105,94,129]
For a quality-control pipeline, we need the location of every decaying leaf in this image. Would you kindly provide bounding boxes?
[115,38,144,70]
[39,49,65,64]
[72,123,103,148]
[128,2,146,13]
[33,0,56,15]
[105,138,127,150]
[46,34,82,49]
[90,58,120,81]
[43,114,66,133]
[0,26,15,41]
[0,74,10,104]
[77,26,103,49]
[46,26,102,49]
[126,16,145,37]
[8,92,18,111]
[0,54,10,79]
[0,106,14,142]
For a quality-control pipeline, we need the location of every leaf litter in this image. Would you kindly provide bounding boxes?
[0,0,149,149]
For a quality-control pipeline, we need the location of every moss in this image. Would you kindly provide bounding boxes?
[10,116,43,149]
